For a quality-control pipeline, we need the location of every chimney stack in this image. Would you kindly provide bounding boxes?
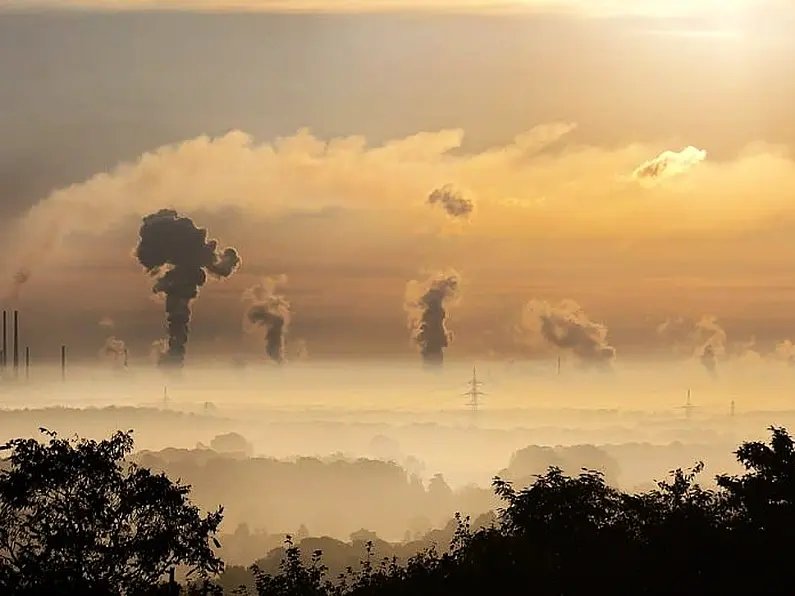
[13,310,19,379]
[2,310,7,371]
[61,345,67,382]
[25,347,30,381]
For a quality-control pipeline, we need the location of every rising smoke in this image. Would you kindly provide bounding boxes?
[100,336,128,367]
[136,209,241,368]
[774,340,795,366]
[243,275,291,365]
[404,270,461,368]
[293,338,309,361]
[699,344,718,379]
[427,185,475,219]
[3,268,30,304]
[657,315,726,377]
[517,299,616,370]
[150,339,169,364]
[657,315,726,355]
[633,146,707,183]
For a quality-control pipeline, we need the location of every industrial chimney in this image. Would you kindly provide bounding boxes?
[2,310,6,371]
[61,345,67,382]
[13,310,19,379]
[25,347,30,381]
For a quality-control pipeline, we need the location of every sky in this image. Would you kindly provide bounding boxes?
[1,5,795,364]
[1,0,792,18]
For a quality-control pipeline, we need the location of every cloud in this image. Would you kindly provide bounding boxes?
[4,121,795,297]
[632,146,707,184]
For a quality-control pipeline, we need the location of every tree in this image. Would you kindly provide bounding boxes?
[717,425,795,517]
[226,426,795,596]
[210,433,254,457]
[0,429,224,595]
[250,536,330,596]
[716,426,795,585]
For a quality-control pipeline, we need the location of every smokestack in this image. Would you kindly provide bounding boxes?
[124,347,129,368]
[2,310,6,371]
[25,346,29,381]
[13,310,19,379]
[61,345,66,381]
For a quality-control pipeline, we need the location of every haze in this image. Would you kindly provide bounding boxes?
[2,2,795,554]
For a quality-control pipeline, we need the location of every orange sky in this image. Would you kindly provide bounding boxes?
[1,8,794,362]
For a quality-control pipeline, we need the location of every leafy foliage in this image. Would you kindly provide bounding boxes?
[234,426,795,595]
[0,429,224,595]
[6,426,795,594]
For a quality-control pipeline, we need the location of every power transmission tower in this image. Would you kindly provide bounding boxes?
[678,388,697,420]
[463,366,486,427]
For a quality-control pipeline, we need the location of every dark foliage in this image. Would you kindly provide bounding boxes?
[232,426,795,596]
[0,429,224,595]
[5,426,795,595]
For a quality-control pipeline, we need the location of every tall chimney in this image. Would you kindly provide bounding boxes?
[2,310,6,370]
[61,345,67,382]
[25,347,30,381]
[13,310,19,379]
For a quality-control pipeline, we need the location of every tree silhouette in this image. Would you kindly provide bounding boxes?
[5,426,795,594]
[0,429,224,595]
[234,427,795,595]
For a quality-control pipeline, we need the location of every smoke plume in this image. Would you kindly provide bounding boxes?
[633,146,707,182]
[243,275,290,365]
[100,336,128,367]
[517,299,616,369]
[405,270,461,368]
[727,336,763,364]
[150,339,168,364]
[3,268,30,304]
[657,315,726,376]
[293,338,309,361]
[699,343,719,379]
[427,185,475,219]
[136,208,241,368]
[774,340,795,366]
